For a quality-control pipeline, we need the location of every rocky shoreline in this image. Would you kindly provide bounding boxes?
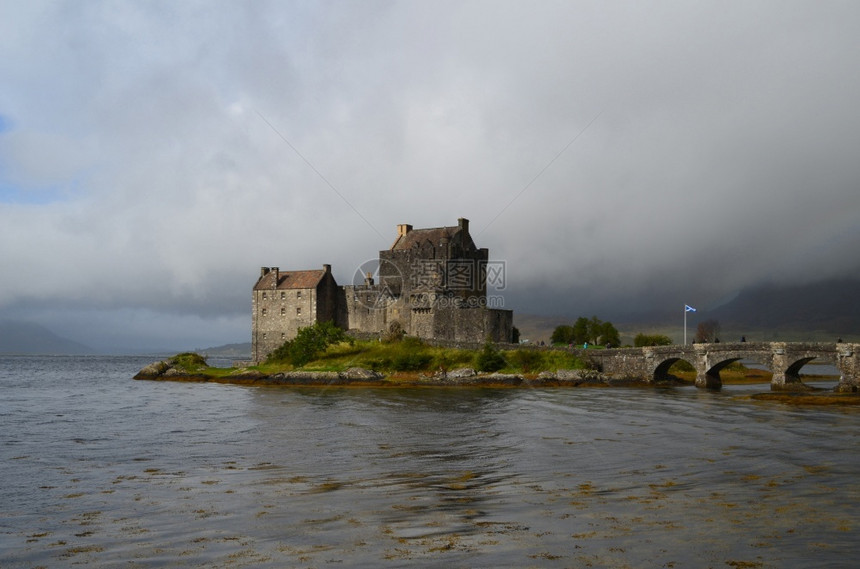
[133,358,859,404]
[133,359,650,388]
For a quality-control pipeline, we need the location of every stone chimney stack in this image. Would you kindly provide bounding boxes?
[458,217,469,233]
[440,236,450,258]
[323,264,331,274]
[397,224,413,237]
[271,267,279,288]
[260,267,270,278]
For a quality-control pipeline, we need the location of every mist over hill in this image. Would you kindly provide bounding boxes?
[516,278,860,344]
[707,279,859,338]
[0,320,95,355]
[196,342,251,358]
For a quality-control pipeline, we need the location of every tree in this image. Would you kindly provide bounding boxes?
[550,325,575,345]
[695,319,721,343]
[555,316,620,346]
[572,317,590,344]
[634,333,673,347]
[598,321,621,347]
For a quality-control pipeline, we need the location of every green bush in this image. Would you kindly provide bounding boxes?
[266,321,352,367]
[362,357,392,371]
[392,352,433,371]
[382,320,405,343]
[475,341,506,372]
[170,352,208,371]
[507,349,542,372]
[634,333,673,347]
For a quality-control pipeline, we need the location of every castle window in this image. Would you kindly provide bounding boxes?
[280,307,286,316]
[296,307,302,315]
[261,308,267,316]
[281,332,286,339]
[262,292,268,300]
[262,333,267,340]
[280,292,286,299]
[297,290,302,299]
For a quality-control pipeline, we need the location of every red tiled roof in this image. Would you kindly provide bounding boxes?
[254,269,325,290]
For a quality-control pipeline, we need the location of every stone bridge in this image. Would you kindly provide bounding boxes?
[583,342,858,391]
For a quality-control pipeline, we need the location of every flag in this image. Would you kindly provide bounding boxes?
[685,305,697,312]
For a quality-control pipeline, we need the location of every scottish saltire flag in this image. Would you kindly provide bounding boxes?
[685,305,697,312]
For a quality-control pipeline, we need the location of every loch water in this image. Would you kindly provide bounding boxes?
[1,355,858,568]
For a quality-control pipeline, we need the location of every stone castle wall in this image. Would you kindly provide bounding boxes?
[252,269,342,362]
[252,218,514,362]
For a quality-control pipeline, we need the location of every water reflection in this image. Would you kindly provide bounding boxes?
[1,357,857,568]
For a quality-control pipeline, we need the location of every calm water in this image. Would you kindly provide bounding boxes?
[1,356,857,568]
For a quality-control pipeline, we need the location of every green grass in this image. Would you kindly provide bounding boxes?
[169,352,209,373]
[193,338,589,375]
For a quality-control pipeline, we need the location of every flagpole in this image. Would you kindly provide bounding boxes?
[684,304,696,344]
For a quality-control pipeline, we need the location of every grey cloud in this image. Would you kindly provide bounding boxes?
[1,1,859,350]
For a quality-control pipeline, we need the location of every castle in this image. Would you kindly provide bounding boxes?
[252,218,513,362]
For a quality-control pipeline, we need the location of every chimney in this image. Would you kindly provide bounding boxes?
[458,218,469,233]
[260,267,270,278]
[397,224,413,237]
[440,235,450,258]
[365,271,374,286]
[271,267,279,288]
[323,264,331,274]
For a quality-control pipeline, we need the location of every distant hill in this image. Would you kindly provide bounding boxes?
[196,342,251,358]
[515,278,860,344]
[707,278,859,340]
[0,320,95,355]
[513,313,569,344]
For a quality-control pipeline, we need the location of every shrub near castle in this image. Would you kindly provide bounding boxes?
[266,321,352,367]
[257,322,586,375]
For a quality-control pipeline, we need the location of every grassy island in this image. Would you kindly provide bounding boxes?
[134,335,607,387]
[134,324,856,403]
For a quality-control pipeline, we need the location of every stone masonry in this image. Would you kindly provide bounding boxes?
[583,341,858,391]
[252,218,513,362]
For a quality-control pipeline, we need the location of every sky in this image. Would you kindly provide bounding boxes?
[1,1,859,352]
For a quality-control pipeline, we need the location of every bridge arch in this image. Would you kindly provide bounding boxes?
[585,342,857,391]
[700,352,774,389]
[772,348,841,390]
[705,357,743,378]
[693,344,775,389]
[652,357,695,382]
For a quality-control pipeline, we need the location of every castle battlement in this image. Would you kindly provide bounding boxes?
[251,218,513,362]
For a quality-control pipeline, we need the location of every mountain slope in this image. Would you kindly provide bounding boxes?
[517,278,860,344]
[0,320,95,355]
[709,279,860,336]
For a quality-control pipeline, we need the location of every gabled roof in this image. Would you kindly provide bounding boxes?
[254,269,325,290]
[391,226,459,250]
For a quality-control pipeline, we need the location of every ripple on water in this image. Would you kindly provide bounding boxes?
[0,356,857,568]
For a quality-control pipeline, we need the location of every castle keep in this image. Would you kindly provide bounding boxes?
[252,218,513,362]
